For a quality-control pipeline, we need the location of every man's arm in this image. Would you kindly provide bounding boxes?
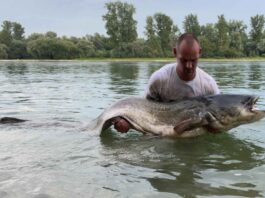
[211,78,220,94]
[203,74,220,95]
[145,72,163,101]
[114,69,163,133]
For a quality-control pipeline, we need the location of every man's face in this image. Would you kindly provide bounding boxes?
[175,40,201,81]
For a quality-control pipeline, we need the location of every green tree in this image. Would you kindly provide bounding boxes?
[228,20,247,34]
[257,39,265,56]
[198,35,216,57]
[76,39,96,57]
[102,1,137,47]
[86,33,112,57]
[200,23,217,41]
[27,37,57,59]
[27,33,44,40]
[183,14,201,37]
[228,20,247,56]
[154,13,177,56]
[88,33,111,51]
[0,44,8,59]
[12,22,25,40]
[27,33,79,59]
[250,15,265,43]
[145,16,163,57]
[169,24,180,47]
[45,31,57,38]
[199,24,217,57]
[215,15,229,56]
[110,39,146,58]
[130,39,147,57]
[249,14,265,55]
[245,40,257,56]
[145,16,155,40]
[60,39,79,59]
[0,21,12,47]
[9,40,28,59]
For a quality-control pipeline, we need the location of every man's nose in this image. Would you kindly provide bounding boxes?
[186,61,192,69]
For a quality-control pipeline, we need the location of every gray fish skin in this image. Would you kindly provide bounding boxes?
[87,94,265,138]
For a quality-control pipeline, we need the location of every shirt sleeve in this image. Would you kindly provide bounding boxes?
[212,80,220,94]
[145,72,163,101]
[209,77,220,94]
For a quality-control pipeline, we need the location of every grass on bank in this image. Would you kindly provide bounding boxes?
[76,57,265,62]
[1,57,265,62]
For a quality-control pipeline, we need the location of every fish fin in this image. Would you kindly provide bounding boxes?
[173,118,193,134]
[174,117,203,135]
[205,112,216,122]
[204,112,223,133]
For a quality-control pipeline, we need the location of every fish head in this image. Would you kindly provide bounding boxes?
[206,94,265,131]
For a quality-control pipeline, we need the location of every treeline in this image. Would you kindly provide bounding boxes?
[0,1,265,59]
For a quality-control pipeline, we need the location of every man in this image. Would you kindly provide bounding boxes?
[113,33,220,133]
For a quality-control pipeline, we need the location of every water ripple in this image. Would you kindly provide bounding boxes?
[0,61,265,197]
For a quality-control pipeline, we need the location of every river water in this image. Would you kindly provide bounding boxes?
[0,61,265,197]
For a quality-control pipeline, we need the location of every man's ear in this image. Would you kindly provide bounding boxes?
[199,48,202,57]
[173,47,177,57]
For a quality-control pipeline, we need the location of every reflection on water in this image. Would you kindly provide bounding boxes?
[205,63,246,89]
[5,62,29,75]
[109,63,139,95]
[204,62,265,93]
[0,61,265,197]
[101,131,265,197]
[147,63,162,77]
[248,64,263,90]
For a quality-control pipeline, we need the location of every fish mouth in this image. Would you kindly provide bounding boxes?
[245,96,261,113]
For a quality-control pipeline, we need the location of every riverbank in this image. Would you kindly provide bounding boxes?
[0,57,265,62]
[77,57,265,62]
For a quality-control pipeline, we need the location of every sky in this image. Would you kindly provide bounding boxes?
[0,0,264,38]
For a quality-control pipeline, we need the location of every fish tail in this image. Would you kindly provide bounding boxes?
[0,117,27,124]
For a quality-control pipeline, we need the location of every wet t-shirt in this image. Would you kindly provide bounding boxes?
[145,63,220,102]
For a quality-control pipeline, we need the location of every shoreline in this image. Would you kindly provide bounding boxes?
[0,58,265,62]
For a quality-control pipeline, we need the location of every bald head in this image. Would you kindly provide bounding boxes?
[176,33,200,47]
[173,33,202,81]
[178,39,201,59]
[176,33,200,51]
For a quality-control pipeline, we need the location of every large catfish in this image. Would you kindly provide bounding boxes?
[87,94,265,138]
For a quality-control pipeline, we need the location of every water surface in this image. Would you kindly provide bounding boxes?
[0,61,265,197]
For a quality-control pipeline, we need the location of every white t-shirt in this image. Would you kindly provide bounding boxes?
[145,63,220,102]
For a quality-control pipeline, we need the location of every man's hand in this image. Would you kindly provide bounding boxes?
[112,117,131,133]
